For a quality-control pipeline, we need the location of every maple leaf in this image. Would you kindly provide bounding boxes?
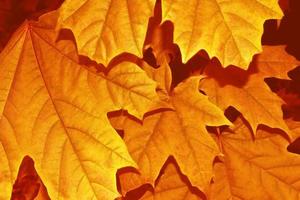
[57,0,155,65]
[161,0,283,68]
[142,58,172,99]
[143,15,177,66]
[0,15,159,199]
[199,46,294,134]
[286,119,300,155]
[285,119,300,141]
[140,161,202,200]
[257,46,300,79]
[117,73,231,194]
[208,117,300,200]
[2,0,300,199]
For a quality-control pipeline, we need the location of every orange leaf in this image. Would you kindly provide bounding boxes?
[161,0,283,68]
[140,161,203,200]
[286,119,300,142]
[118,76,231,194]
[199,47,291,134]
[0,14,159,199]
[142,58,172,99]
[57,0,155,65]
[209,117,300,199]
[256,46,300,79]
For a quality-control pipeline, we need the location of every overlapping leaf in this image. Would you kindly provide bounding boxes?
[141,162,201,200]
[1,0,300,199]
[209,117,300,199]
[117,70,231,194]
[57,0,155,65]
[0,15,159,199]
[199,46,296,134]
[161,0,283,68]
[257,46,300,79]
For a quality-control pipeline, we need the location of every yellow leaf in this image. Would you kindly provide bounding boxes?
[142,58,172,100]
[209,117,300,200]
[141,161,202,200]
[0,18,159,199]
[57,0,155,65]
[119,76,231,194]
[161,0,283,68]
[199,58,289,134]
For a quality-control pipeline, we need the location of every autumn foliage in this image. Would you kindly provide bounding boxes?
[1,0,300,199]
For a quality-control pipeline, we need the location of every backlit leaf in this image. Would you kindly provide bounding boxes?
[57,0,155,65]
[141,161,202,200]
[161,0,283,68]
[199,48,290,133]
[209,117,300,200]
[119,76,231,194]
[255,45,300,79]
[0,17,158,199]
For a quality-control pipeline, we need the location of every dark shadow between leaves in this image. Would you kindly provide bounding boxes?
[258,124,291,143]
[265,69,300,121]
[156,156,207,200]
[0,0,64,51]
[116,166,143,198]
[56,28,76,42]
[107,110,140,132]
[203,58,255,87]
[11,155,50,200]
[116,156,208,199]
[287,137,300,155]
[262,0,300,60]
[122,184,153,200]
